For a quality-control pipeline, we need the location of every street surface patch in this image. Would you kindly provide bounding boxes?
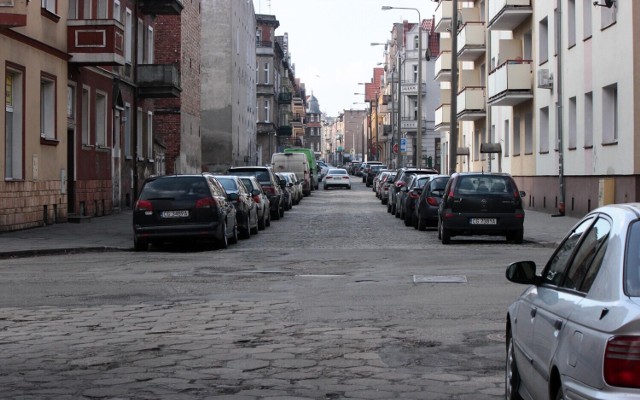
[412,275,468,283]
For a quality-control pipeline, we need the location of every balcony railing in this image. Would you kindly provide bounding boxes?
[435,0,452,33]
[401,118,427,131]
[488,0,532,31]
[457,87,486,121]
[0,0,27,27]
[457,22,486,62]
[435,51,452,82]
[139,0,183,15]
[487,60,533,106]
[67,19,125,66]
[435,104,451,131]
[278,92,292,104]
[277,125,293,137]
[136,64,181,98]
[401,81,426,96]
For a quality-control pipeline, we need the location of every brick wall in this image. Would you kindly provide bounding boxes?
[0,181,68,231]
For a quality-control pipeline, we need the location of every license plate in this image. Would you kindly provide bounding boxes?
[161,210,189,218]
[470,218,497,225]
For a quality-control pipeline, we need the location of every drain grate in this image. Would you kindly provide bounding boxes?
[412,275,468,283]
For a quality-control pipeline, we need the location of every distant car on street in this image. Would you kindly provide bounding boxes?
[323,168,351,190]
[213,175,259,239]
[238,175,270,230]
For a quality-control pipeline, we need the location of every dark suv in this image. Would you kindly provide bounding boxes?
[227,166,285,220]
[438,172,526,244]
[389,167,438,216]
[133,174,238,251]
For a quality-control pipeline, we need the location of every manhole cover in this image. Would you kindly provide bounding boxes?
[413,275,468,283]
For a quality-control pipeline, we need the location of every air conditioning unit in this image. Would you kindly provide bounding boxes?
[537,69,554,90]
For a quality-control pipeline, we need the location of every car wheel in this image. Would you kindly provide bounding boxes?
[387,201,392,213]
[241,215,251,239]
[554,386,565,400]
[437,218,442,239]
[258,212,266,230]
[441,224,451,244]
[324,185,328,190]
[418,216,427,231]
[250,216,259,235]
[404,211,412,227]
[347,185,351,190]
[513,229,524,244]
[133,237,147,252]
[218,221,229,249]
[279,204,285,218]
[505,329,523,400]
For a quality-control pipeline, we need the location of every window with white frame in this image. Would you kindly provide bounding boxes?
[264,100,270,123]
[539,106,549,153]
[5,68,24,180]
[68,0,78,19]
[147,111,153,159]
[539,17,548,64]
[146,26,154,64]
[95,91,107,146]
[40,74,56,139]
[413,65,418,83]
[124,104,131,158]
[602,84,618,144]
[137,19,144,64]
[97,0,107,18]
[524,112,533,154]
[113,0,121,22]
[41,0,56,13]
[568,0,576,47]
[137,108,143,158]
[584,92,593,147]
[264,62,270,84]
[125,8,132,64]
[513,116,521,156]
[82,0,90,18]
[583,0,592,39]
[568,96,577,149]
[82,87,90,145]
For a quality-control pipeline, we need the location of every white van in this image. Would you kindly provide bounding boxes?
[271,152,311,196]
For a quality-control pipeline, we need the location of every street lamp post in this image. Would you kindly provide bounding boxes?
[382,6,423,169]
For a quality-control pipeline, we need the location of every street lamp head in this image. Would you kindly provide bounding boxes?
[381,6,393,10]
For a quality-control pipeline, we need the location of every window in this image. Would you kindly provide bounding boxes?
[125,8,132,64]
[256,28,262,44]
[67,85,75,120]
[504,120,510,157]
[568,0,576,47]
[95,91,107,146]
[513,116,520,156]
[81,87,90,145]
[5,68,24,180]
[264,99,270,123]
[136,108,143,158]
[413,65,418,83]
[474,129,480,161]
[97,0,107,18]
[414,35,418,49]
[124,104,131,158]
[68,0,78,19]
[543,217,594,286]
[539,106,549,153]
[82,0,90,18]
[564,217,610,292]
[146,26,154,64]
[147,111,153,159]
[113,0,121,22]
[568,97,576,149]
[41,0,56,13]
[524,112,533,154]
[600,2,616,29]
[602,83,618,144]
[584,92,593,148]
[263,62,269,84]
[40,74,56,139]
[539,17,548,64]
[137,19,144,64]
[583,0,592,39]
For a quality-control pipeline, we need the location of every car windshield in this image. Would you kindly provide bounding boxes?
[456,176,513,195]
[625,221,640,296]
[140,177,208,200]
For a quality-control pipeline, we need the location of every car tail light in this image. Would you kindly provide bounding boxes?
[195,197,216,209]
[604,336,640,388]
[135,199,153,211]
[342,176,349,180]
[426,196,439,206]
[253,195,261,203]
[409,191,420,199]
[262,185,276,195]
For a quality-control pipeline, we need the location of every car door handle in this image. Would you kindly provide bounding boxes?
[530,308,537,318]
[554,319,563,330]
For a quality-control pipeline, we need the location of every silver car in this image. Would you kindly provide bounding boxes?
[505,203,640,400]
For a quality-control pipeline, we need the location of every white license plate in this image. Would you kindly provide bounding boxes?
[161,210,189,218]
[470,218,497,225]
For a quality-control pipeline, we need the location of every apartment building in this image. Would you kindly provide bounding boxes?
[305,94,322,156]
[342,109,367,163]
[434,0,640,216]
[201,0,257,172]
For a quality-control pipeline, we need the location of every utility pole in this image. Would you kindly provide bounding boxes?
[448,0,459,175]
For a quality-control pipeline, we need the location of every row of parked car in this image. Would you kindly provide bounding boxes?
[367,164,526,244]
[132,166,306,251]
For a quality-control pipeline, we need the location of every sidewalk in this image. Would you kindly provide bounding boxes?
[0,208,580,258]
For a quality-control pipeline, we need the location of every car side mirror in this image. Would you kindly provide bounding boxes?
[228,192,239,201]
[505,261,537,284]
[251,189,260,196]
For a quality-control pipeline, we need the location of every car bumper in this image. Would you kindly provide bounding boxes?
[562,376,640,400]
[441,212,524,234]
[134,222,222,241]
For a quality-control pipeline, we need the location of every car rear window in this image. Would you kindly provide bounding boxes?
[229,169,270,183]
[240,178,255,191]
[140,177,209,200]
[329,169,347,175]
[625,221,640,296]
[217,177,237,192]
[456,176,513,195]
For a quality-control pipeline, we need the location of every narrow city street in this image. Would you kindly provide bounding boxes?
[0,180,555,399]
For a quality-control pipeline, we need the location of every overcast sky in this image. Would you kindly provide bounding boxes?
[253,0,438,117]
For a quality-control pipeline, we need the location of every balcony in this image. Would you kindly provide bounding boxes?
[278,92,292,104]
[0,0,27,27]
[277,125,292,137]
[401,81,426,96]
[488,0,532,31]
[435,104,451,131]
[67,19,125,66]
[136,64,181,98]
[487,60,533,106]
[256,40,274,56]
[457,22,486,62]
[435,51,452,82]
[401,118,427,131]
[435,0,452,33]
[290,113,305,126]
[139,0,184,15]
[457,87,486,120]
[257,84,274,95]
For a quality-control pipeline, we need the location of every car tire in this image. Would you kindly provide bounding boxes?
[418,216,427,231]
[279,204,285,219]
[217,221,229,249]
[510,229,524,244]
[250,216,259,235]
[133,237,147,252]
[265,211,271,227]
[554,387,565,400]
[258,212,266,230]
[439,220,451,244]
[437,218,442,239]
[404,211,412,227]
[505,329,523,400]
[347,185,351,190]
[324,185,328,190]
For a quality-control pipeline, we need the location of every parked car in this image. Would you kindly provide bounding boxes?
[412,175,450,230]
[272,152,311,196]
[284,147,318,190]
[323,168,351,190]
[360,161,384,183]
[238,175,270,230]
[438,172,525,244]
[379,171,397,205]
[227,166,284,220]
[374,171,392,199]
[505,203,640,400]
[390,168,439,216]
[214,175,258,239]
[133,174,237,251]
[399,174,432,226]
[284,172,303,205]
[276,172,294,210]
[349,162,361,176]
[366,164,387,187]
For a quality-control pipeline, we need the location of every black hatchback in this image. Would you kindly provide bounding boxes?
[133,174,238,251]
[438,172,525,244]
